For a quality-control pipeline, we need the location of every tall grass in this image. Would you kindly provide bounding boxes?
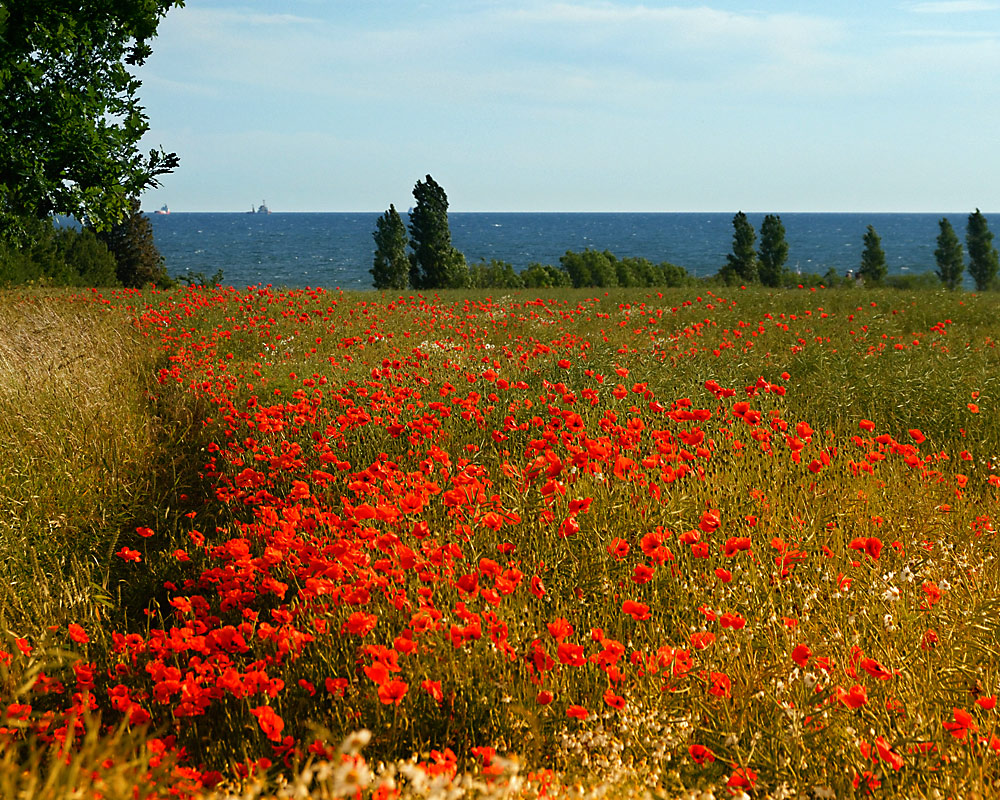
[0,290,210,634]
[3,284,1000,798]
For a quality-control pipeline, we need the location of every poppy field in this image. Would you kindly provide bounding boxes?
[3,284,1000,799]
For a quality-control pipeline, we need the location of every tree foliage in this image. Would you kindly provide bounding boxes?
[408,175,468,290]
[0,1,183,242]
[966,209,999,291]
[934,217,964,291]
[757,214,789,287]
[521,263,572,289]
[560,249,617,288]
[720,211,757,285]
[859,225,887,286]
[0,217,118,287]
[557,249,690,289]
[468,259,525,289]
[371,204,410,290]
[93,197,173,287]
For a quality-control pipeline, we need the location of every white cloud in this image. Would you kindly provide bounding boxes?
[907,1,999,12]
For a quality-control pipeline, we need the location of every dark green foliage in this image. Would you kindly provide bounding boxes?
[616,256,691,288]
[520,263,571,288]
[0,217,119,287]
[553,249,690,289]
[822,267,843,288]
[934,218,964,291]
[56,227,119,285]
[658,261,692,288]
[720,211,757,285]
[758,214,789,287]
[94,198,174,287]
[966,209,999,291]
[371,204,410,290]
[859,225,887,286]
[0,1,183,242]
[468,259,524,289]
[559,249,618,288]
[885,271,942,290]
[408,175,468,289]
[179,268,225,287]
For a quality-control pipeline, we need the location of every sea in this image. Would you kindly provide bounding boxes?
[147,212,975,290]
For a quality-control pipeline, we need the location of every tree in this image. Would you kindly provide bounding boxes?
[934,218,964,291]
[94,197,173,286]
[720,211,757,284]
[966,209,999,291]
[859,225,887,286]
[371,204,410,290]
[560,249,617,288]
[408,175,468,289]
[0,1,183,242]
[757,214,789,287]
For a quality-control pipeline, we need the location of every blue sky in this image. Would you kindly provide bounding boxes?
[138,1,1000,212]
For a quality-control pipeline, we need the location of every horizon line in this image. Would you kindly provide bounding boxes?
[143,208,1000,215]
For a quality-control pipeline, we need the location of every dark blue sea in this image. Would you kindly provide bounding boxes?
[148,212,974,290]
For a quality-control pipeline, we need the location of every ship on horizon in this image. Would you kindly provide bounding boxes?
[154,204,170,215]
[248,200,271,215]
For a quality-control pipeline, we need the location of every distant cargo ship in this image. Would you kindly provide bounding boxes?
[154,204,170,215]
[249,200,271,214]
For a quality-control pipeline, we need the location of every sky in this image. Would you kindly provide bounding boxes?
[137,0,1000,213]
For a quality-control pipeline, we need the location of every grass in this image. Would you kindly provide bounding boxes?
[2,283,1000,798]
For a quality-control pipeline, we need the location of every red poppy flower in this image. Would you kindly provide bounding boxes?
[727,766,757,789]
[67,624,89,644]
[622,600,650,621]
[251,705,284,742]
[607,537,630,560]
[557,642,586,666]
[836,684,868,709]
[792,644,811,668]
[688,744,715,765]
[546,618,574,640]
[699,509,721,533]
[421,680,444,703]
[566,704,588,720]
[874,736,904,771]
[943,707,977,739]
[976,696,997,711]
[115,546,142,563]
[378,679,408,705]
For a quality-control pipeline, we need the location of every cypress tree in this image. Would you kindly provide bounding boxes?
[371,204,410,290]
[720,211,757,284]
[934,217,964,291]
[408,175,468,289]
[859,225,887,286]
[966,209,999,291]
[758,214,789,287]
[94,197,174,287]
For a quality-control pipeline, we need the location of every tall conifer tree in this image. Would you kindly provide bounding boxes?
[757,214,789,287]
[94,197,173,287]
[371,204,410,290]
[720,211,757,284]
[408,175,467,289]
[967,209,999,291]
[859,225,887,286]
[934,218,964,291]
